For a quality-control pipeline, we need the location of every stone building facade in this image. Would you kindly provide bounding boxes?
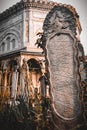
[0,0,53,100]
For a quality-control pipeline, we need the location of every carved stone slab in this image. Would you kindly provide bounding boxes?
[46,34,81,120]
[42,5,82,129]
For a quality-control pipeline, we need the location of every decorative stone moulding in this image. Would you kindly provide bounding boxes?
[0,0,54,22]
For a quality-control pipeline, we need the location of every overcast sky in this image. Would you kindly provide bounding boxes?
[0,0,87,55]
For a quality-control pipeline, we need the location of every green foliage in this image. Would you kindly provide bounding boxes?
[0,96,52,130]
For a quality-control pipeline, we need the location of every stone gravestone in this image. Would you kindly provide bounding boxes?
[42,5,84,130]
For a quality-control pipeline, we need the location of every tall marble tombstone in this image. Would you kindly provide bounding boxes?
[42,5,83,130]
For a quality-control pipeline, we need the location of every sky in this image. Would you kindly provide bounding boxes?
[0,0,87,55]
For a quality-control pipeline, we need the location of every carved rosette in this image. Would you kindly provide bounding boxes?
[42,5,83,130]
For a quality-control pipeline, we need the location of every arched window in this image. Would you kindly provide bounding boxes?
[27,59,41,89]
[11,39,16,49]
[2,42,5,52]
[6,37,10,51]
[27,58,41,72]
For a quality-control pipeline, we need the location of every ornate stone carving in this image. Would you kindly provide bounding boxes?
[10,67,19,100]
[42,5,83,130]
[19,58,29,99]
[43,5,76,39]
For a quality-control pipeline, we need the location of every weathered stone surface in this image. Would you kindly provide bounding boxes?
[42,5,83,129]
[47,34,81,119]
